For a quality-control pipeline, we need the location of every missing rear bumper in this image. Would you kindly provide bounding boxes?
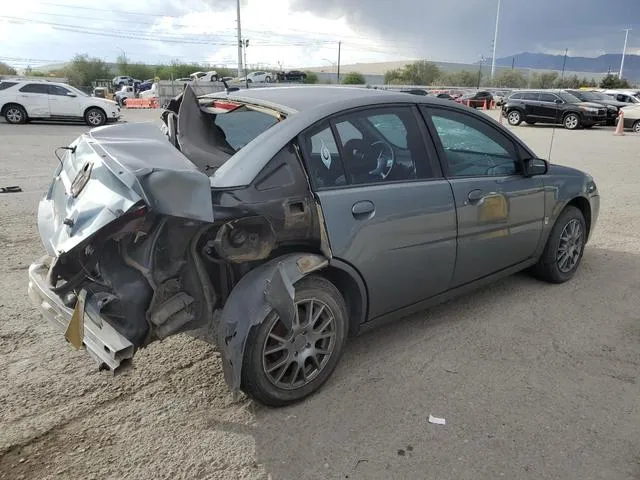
[27,257,135,373]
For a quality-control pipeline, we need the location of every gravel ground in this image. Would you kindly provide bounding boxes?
[0,109,638,480]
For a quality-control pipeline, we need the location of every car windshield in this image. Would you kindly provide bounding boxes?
[557,91,581,103]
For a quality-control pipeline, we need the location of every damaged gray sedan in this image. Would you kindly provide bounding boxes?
[28,86,600,406]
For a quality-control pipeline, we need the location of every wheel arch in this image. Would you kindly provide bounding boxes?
[1,102,26,117]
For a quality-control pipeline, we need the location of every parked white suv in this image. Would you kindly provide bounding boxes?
[238,71,273,83]
[0,80,120,126]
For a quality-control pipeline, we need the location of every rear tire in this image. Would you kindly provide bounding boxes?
[5,104,27,124]
[507,110,522,126]
[241,275,348,407]
[532,206,586,284]
[265,76,271,83]
[633,120,640,133]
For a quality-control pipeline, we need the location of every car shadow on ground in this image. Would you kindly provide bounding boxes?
[250,246,640,480]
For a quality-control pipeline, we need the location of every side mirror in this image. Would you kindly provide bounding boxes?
[555,99,563,104]
[524,158,548,176]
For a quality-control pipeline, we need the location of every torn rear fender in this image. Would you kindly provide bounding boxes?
[218,252,328,391]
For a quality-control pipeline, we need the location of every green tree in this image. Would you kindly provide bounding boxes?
[490,70,527,88]
[554,74,581,89]
[303,71,319,84]
[530,71,559,89]
[0,61,17,75]
[384,60,441,85]
[28,70,49,77]
[342,72,366,84]
[64,54,111,86]
[440,70,480,87]
[600,74,631,89]
[402,60,441,85]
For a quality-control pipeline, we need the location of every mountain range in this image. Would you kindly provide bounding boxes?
[495,53,640,81]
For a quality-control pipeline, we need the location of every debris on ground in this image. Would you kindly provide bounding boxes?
[428,414,446,425]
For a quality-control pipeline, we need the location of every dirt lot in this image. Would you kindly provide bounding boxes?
[0,109,638,480]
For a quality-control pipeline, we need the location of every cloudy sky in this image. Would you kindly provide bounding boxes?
[2,0,639,70]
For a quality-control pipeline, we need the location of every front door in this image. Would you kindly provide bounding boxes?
[48,84,81,118]
[300,105,458,319]
[422,106,545,287]
[16,83,50,118]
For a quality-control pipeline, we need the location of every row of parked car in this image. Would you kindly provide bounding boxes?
[502,89,640,131]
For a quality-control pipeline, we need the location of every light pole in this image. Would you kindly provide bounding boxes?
[619,28,631,79]
[490,0,501,79]
[236,0,243,77]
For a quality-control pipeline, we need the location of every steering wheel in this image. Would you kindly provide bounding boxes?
[366,140,395,180]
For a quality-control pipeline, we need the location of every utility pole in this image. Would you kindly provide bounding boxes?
[337,41,341,84]
[490,0,501,78]
[478,55,485,89]
[619,28,631,79]
[236,0,243,77]
[243,39,249,88]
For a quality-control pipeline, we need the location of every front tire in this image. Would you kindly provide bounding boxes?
[532,206,586,283]
[633,120,640,133]
[85,108,106,127]
[5,104,27,124]
[507,110,522,126]
[563,113,581,130]
[265,76,271,83]
[241,275,348,407]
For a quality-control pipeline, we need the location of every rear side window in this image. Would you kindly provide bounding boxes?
[212,108,279,151]
[509,93,522,100]
[0,81,17,91]
[19,83,49,94]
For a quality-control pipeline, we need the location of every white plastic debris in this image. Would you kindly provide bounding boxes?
[428,414,446,425]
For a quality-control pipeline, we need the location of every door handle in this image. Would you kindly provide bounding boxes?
[467,189,484,203]
[351,200,375,218]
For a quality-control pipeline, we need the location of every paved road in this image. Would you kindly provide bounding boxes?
[0,110,638,480]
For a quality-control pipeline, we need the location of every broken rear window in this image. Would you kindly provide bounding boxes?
[214,108,279,151]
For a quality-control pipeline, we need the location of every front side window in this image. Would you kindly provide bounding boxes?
[301,106,436,189]
[522,92,540,101]
[19,83,48,94]
[427,108,520,177]
[49,85,71,96]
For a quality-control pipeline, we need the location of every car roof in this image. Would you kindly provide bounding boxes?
[214,86,441,114]
[207,86,521,189]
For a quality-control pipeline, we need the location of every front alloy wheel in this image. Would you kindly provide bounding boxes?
[633,120,640,133]
[564,113,580,130]
[242,275,348,406]
[532,206,586,283]
[85,108,106,127]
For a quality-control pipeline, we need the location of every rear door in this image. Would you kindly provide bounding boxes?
[537,92,562,122]
[300,105,458,319]
[17,83,50,118]
[421,106,545,286]
[48,84,82,118]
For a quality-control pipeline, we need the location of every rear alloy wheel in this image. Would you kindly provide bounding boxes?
[563,113,580,130]
[242,275,348,406]
[5,105,27,124]
[633,120,640,133]
[85,108,106,127]
[532,206,586,283]
[507,110,522,126]
[265,76,271,83]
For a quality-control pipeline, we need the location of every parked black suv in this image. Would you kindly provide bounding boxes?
[503,90,607,130]
[564,89,626,125]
